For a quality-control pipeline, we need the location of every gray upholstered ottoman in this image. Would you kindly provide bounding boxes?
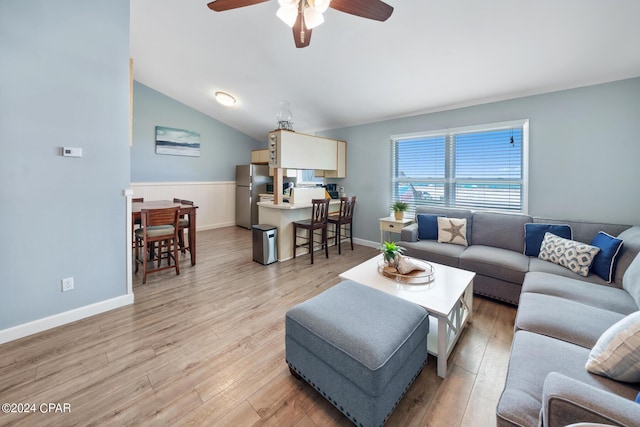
[285,280,429,427]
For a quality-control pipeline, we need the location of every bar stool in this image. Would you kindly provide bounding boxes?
[293,198,330,264]
[327,196,356,254]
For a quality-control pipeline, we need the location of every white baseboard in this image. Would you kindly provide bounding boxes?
[354,237,380,249]
[0,294,134,345]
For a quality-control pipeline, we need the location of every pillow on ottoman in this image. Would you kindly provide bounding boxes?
[586,311,640,382]
[538,232,600,277]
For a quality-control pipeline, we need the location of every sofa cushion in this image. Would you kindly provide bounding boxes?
[437,217,468,246]
[497,331,640,427]
[524,223,572,256]
[614,226,640,286]
[623,247,640,308]
[590,231,624,283]
[459,245,529,284]
[586,311,640,383]
[539,233,600,277]
[401,239,464,268]
[528,258,610,287]
[416,214,443,240]
[515,292,625,348]
[521,272,638,315]
[471,211,532,252]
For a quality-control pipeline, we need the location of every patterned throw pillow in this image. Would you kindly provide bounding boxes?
[437,217,468,246]
[586,311,640,382]
[538,232,600,277]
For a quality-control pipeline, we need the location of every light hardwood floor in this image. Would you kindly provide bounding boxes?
[0,227,517,426]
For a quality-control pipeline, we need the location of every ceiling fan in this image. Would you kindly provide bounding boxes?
[207,0,394,48]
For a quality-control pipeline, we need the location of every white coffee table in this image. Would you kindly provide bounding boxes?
[339,254,475,378]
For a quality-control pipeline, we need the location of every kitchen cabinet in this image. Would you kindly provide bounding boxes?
[251,149,269,164]
[316,140,346,178]
[268,130,338,170]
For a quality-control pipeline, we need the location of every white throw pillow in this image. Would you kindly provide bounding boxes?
[585,311,640,382]
[437,217,468,247]
[538,232,600,277]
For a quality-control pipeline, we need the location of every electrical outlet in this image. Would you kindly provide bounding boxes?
[61,277,74,292]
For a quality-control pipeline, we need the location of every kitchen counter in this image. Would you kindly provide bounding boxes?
[258,199,341,261]
[257,200,340,210]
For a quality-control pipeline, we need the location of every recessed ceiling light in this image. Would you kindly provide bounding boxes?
[215,91,237,106]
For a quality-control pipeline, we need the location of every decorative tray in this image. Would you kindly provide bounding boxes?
[377,257,435,285]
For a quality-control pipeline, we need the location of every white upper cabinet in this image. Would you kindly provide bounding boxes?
[269,130,338,170]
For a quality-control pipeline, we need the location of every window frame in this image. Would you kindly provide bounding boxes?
[390,119,529,215]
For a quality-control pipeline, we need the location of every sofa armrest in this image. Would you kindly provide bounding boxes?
[542,372,640,427]
[400,223,418,242]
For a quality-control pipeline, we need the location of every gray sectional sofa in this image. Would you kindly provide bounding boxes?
[398,206,640,426]
[399,206,634,305]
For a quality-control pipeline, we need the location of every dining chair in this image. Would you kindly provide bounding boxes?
[327,196,356,254]
[134,207,180,284]
[293,198,330,264]
[131,198,144,249]
[174,198,194,254]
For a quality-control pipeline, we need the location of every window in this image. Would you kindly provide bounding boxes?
[391,120,528,215]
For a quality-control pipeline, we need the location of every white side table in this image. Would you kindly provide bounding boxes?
[379,216,414,243]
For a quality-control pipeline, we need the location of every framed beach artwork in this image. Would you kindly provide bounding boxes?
[155,126,200,157]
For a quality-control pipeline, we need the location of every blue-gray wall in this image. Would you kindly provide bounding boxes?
[131,82,262,182]
[319,78,640,243]
[0,1,131,329]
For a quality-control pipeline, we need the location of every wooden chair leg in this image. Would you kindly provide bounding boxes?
[336,223,342,254]
[324,227,329,258]
[292,224,297,259]
[309,229,314,264]
[349,223,354,250]
[173,237,180,276]
[142,240,148,284]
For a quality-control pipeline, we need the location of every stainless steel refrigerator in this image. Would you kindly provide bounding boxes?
[235,164,271,229]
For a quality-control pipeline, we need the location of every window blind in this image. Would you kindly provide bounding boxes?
[390,120,528,215]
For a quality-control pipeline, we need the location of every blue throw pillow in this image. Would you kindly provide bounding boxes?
[636,391,640,403]
[590,231,624,283]
[524,223,572,256]
[417,214,443,240]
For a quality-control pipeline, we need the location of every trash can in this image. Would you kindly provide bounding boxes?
[252,224,278,265]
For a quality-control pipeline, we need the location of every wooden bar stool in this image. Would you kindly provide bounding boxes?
[327,196,356,254]
[293,198,330,264]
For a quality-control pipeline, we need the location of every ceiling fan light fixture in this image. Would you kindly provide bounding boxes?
[276,5,298,27]
[303,6,324,29]
[214,91,237,106]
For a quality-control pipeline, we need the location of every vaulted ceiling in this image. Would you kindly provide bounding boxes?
[130,0,640,141]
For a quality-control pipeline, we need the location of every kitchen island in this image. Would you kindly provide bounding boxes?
[258,199,341,261]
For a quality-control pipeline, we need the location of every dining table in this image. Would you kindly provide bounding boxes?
[132,200,198,266]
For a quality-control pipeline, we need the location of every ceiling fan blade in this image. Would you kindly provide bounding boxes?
[292,12,312,48]
[207,0,269,12]
[329,0,393,21]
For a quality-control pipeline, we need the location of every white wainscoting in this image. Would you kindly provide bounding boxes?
[131,181,236,230]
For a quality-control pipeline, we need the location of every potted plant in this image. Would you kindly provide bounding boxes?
[392,201,409,220]
[379,241,406,269]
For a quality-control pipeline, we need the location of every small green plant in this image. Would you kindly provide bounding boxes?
[379,241,406,264]
[392,201,409,213]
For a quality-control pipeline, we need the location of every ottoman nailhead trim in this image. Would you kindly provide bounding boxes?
[287,360,426,427]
